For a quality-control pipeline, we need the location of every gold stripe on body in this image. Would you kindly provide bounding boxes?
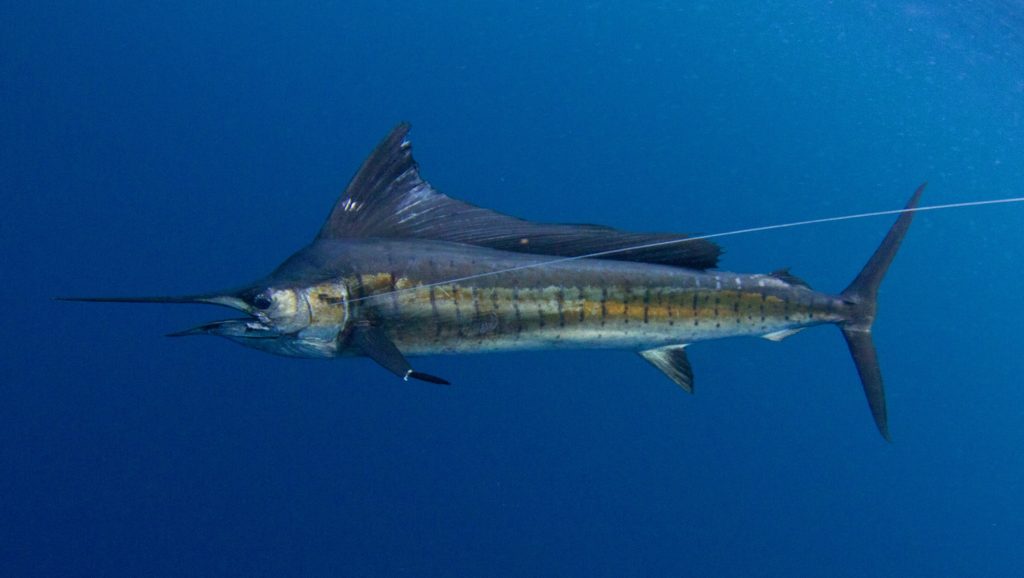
[345,273,838,355]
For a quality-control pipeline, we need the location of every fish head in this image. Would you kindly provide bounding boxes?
[185,281,350,357]
[62,280,350,358]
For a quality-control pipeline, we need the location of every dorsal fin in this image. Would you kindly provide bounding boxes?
[317,123,722,270]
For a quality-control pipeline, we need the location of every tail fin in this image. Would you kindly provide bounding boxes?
[840,183,926,441]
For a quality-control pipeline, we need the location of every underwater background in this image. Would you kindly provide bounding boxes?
[3,2,1024,576]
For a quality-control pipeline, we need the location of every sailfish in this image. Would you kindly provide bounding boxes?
[63,123,922,440]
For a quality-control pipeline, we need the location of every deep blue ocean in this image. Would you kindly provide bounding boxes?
[4,3,1024,576]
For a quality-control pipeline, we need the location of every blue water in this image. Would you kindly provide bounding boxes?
[4,3,1023,576]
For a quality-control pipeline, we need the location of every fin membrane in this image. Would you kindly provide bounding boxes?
[639,344,694,393]
[350,324,450,385]
[317,123,721,270]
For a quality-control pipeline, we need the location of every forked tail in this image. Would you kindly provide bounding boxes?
[839,183,926,441]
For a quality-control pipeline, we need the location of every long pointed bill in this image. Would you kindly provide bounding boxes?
[58,292,267,339]
[56,294,252,312]
[57,295,206,303]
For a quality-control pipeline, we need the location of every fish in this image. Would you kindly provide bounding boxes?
[62,123,923,440]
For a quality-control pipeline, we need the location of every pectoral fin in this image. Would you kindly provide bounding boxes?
[350,324,450,385]
[639,344,694,393]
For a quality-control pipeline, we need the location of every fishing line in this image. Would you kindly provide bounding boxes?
[347,195,1024,304]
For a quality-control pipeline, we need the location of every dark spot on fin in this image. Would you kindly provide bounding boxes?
[316,123,721,270]
[769,268,811,288]
[349,323,449,386]
[639,344,694,393]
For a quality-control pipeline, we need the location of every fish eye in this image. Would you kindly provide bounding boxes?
[252,292,273,310]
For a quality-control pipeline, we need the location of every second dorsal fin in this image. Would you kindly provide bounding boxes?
[769,268,811,288]
[316,123,722,270]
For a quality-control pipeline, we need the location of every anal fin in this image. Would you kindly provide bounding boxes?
[639,344,694,393]
[762,328,804,342]
[351,324,450,385]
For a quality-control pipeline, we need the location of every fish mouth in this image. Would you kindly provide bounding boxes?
[166,318,282,339]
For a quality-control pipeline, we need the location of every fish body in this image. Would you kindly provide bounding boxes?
[281,238,843,357]
[63,123,923,439]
